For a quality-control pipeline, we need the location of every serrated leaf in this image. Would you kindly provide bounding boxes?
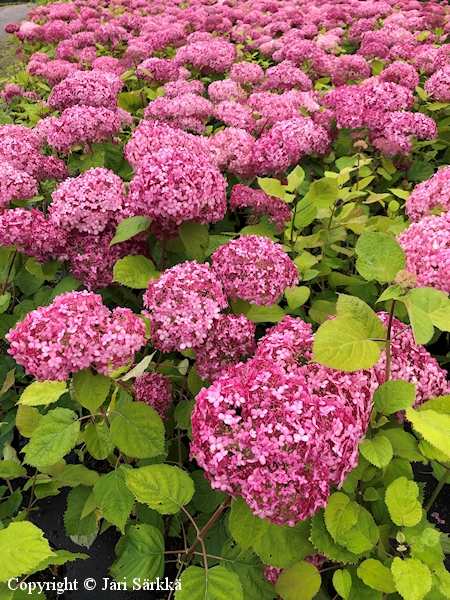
[309,177,339,208]
[65,486,99,536]
[336,294,386,339]
[276,561,321,600]
[406,408,450,460]
[246,304,285,323]
[191,471,227,514]
[385,477,422,527]
[18,380,67,407]
[310,511,367,564]
[110,216,151,246]
[407,288,450,333]
[397,296,435,346]
[324,493,360,542]
[312,317,382,371]
[29,549,88,576]
[15,405,40,438]
[125,464,194,514]
[110,403,165,459]
[357,559,396,593]
[0,522,54,583]
[253,520,314,568]
[113,255,158,288]
[333,569,352,600]
[381,429,425,463]
[229,497,270,552]
[338,507,379,554]
[83,421,114,461]
[355,231,406,283]
[391,558,432,600]
[285,286,310,309]
[286,166,305,192]
[359,434,393,468]
[73,369,110,413]
[373,380,416,415]
[94,467,134,533]
[56,464,99,488]
[0,292,11,313]
[377,285,404,303]
[0,460,26,480]
[22,408,80,468]
[176,566,243,600]
[220,541,276,600]
[110,524,165,586]
[179,221,210,263]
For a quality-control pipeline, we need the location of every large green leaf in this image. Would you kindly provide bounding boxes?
[176,566,243,600]
[385,477,422,527]
[22,408,80,467]
[83,421,115,460]
[355,231,406,283]
[125,464,194,514]
[373,380,416,415]
[276,561,321,600]
[64,486,99,536]
[179,221,210,263]
[0,460,26,480]
[324,493,360,542]
[220,541,276,600]
[310,511,365,564]
[312,317,382,371]
[253,520,314,568]
[359,434,393,468]
[110,403,165,459]
[93,467,134,533]
[15,405,41,438]
[308,177,339,208]
[337,507,379,554]
[336,294,386,339]
[17,380,67,407]
[73,369,110,413]
[0,522,54,583]
[110,216,151,246]
[285,286,310,309]
[110,524,165,587]
[397,296,434,346]
[245,305,286,323]
[407,288,450,333]
[56,464,99,488]
[229,497,270,552]
[380,428,424,463]
[391,558,432,600]
[333,569,352,600]
[113,255,159,289]
[357,559,396,593]
[406,408,450,460]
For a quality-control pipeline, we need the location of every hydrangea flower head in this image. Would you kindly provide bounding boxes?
[134,372,173,421]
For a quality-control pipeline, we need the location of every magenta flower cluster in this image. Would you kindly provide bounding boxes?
[134,372,173,421]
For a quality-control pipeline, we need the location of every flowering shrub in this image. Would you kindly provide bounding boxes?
[1,0,450,598]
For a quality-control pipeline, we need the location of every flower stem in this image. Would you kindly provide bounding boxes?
[425,468,450,513]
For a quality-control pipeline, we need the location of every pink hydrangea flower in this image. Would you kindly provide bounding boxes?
[405,167,450,222]
[142,261,227,352]
[229,184,291,232]
[207,128,255,179]
[134,372,173,421]
[48,71,123,112]
[0,165,37,208]
[425,65,450,101]
[229,62,264,86]
[211,235,298,306]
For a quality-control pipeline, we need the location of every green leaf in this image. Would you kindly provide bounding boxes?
[398,296,435,345]
[18,380,67,407]
[25,258,59,281]
[337,507,379,554]
[110,524,165,587]
[15,405,41,438]
[336,294,386,339]
[407,288,450,333]
[22,408,80,468]
[276,561,321,600]
[110,216,151,247]
[0,292,11,313]
[240,224,278,241]
[381,429,425,463]
[176,566,243,600]
[118,91,142,113]
[83,421,114,460]
[312,317,382,371]
[286,166,306,192]
[50,275,82,301]
[229,497,270,552]
[93,467,134,533]
[391,558,432,600]
[377,285,404,303]
[113,255,158,288]
[417,395,450,415]
[191,471,227,514]
[308,299,336,324]
[385,477,422,527]
[110,403,165,459]
[324,493,360,542]
[373,380,416,415]
[0,522,54,583]
[64,486,99,536]
[257,177,286,199]
[309,177,339,208]
[359,434,393,468]
[246,304,285,323]
[0,460,26,480]
[73,369,110,413]
[29,549,88,576]
[333,569,352,600]
[220,542,276,600]
[407,162,435,182]
[253,520,314,568]
[179,221,210,263]
[285,286,310,309]
[125,464,194,514]
[357,559,396,593]
[406,408,450,460]
[56,464,99,487]
[355,231,406,283]
[310,511,366,564]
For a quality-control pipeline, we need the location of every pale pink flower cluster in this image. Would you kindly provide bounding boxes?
[143,261,227,352]
[174,39,236,73]
[229,183,291,232]
[195,314,256,381]
[6,291,146,382]
[129,147,227,226]
[207,128,255,179]
[208,80,247,104]
[211,235,298,306]
[405,167,450,222]
[143,94,213,134]
[229,62,264,86]
[134,372,173,421]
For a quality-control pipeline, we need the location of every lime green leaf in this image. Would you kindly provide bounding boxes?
[253,520,314,568]
[285,286,310,309]
[373,380,416,415]
[310,511,365,564]
[110,524,165,587]
[359,434,393,468]
[110,216,151,247]
[30,549,88,576]
[324,493,360,542]
[257,177,286,199]
[391,558,432,600]
[56,464,99,487]
[389,188,410,200]
[229,497,270,552]
[333,569,352,600]
[0,460,26,480]
[406,408,450,460]
[73,369,110,413]
[377,285,404,303]
[110,403,165,459]
[83,421,114,461]
[308,299,336,324]
[416,395,450,414]
[276,561,321,600]
[398,297,435,346]
[0,292,11,313]
[312,317,382,371]
[15,405,41,438]
[18,380,67,407]
[113,255,158,288]
[240,224,278,241]
[309,177,339,208]
[64,486,99,536]
[286,166,305,192]
[385,477,422,527]
[93,467,134,533]
[176,566,243,600]
[25,258,59,281]
[125,464,194,514]
[118,91,142,113]
[407,288,450,333]
[381,429,425,463]
[0,369,15,399]
[0,522,54,583]
[355,231,406,283]
[220,542,276,600]
[22,408,80,468]
[338,507,379,554]
[246,304,285,323]
[357,559,396,593]
[336,294,386,339]
[179,221,210,263]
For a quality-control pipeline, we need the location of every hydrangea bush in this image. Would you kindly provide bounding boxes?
[1,0,450,598]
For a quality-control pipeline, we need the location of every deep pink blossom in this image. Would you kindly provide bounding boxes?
[135,372,173,421]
